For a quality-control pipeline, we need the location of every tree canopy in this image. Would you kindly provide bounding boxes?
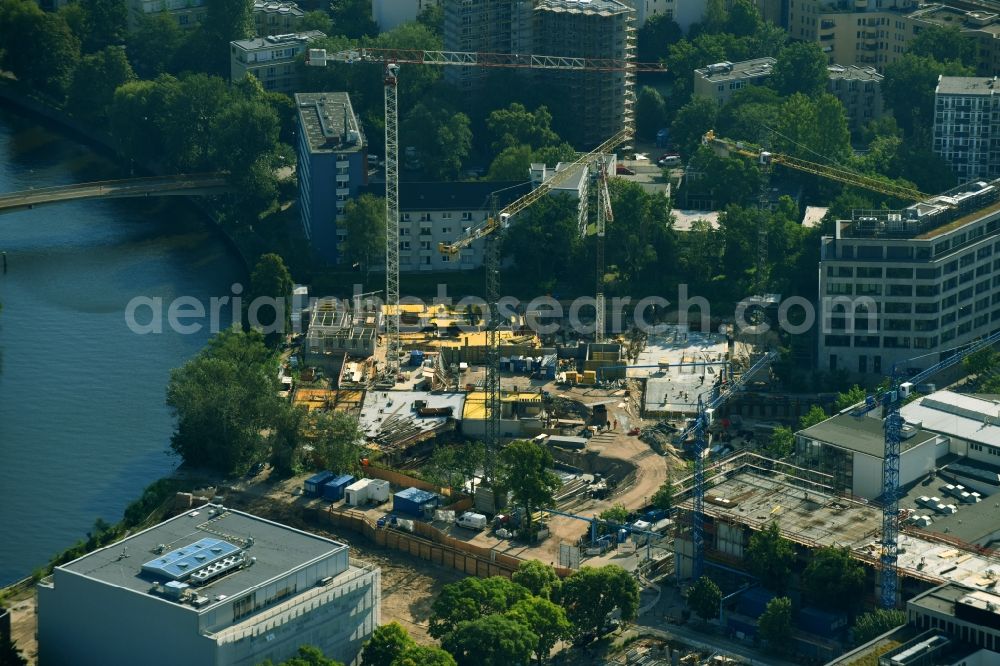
[769,41,829,98]
[559,565,639,637]
[802,547,866,612]
[758,597,793,650]
[507,596,573,663]
[361,622,416,666]
[498,440,561,531]
[686,576,721,622]
[246,253,293,343]
[746,521,795,593]
[306,411,366,476]
[852,609,906,645]
[511,560,561,601]
[429,576,531,639]
[440,614,537,666]
[261,645,343,666]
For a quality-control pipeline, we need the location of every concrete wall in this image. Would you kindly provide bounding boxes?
[852,451,882,500]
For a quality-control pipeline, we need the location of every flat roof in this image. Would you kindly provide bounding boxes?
[827,64,882,81]
[695,57,776,82]
[232,29,324,51]
[901,390,1000,447]
[295,92,364,155]
[798,412,939,458]
[464,390,543,420]
[937,76,999,95]
[898,479,1000,544]
[908,582,1000,618]
[253,0,303,16]
[360,390,466,444]
[534,0,632,15]
[61,505,346,611]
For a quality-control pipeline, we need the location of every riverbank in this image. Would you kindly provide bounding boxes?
[0,76,252,273]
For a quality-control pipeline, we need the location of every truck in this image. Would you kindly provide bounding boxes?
[455,511,488,531]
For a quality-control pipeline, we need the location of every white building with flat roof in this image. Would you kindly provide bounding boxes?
[38,504,380,666]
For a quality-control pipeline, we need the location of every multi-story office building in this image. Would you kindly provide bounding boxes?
[932,76,1000,183]
[37,504,380,666]
[296,92,367,263]
[443,0,633,147]
[826,64,884,132]
[253,0,304,36]
[443,0,532,92]
[373,0,441,32]
[786,0,916,68]
[692,58,776,107]
[532,0,635,147]
[230,31,325,93]
[818,179,1000,378]
[360,181,533,271]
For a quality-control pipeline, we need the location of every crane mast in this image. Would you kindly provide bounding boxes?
[383,64,401,378]
[595,155,613,342]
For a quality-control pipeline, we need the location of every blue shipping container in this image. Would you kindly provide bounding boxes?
[393,487,440,517]
[322,474,355,501]
[796,607,847,637]
[304,471,335,497]
[410,350,425,366]
[737,587,775,618]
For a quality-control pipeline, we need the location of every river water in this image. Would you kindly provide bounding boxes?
[0,107,245,585]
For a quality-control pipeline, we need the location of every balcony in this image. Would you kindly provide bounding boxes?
[336,160,349,168]
[336,187,349,196]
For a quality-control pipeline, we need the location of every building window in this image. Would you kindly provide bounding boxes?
[233,593,255,621]
[462,212,472,220]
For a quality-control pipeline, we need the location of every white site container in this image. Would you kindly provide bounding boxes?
[345,478,374,506]
[367,479,391,504]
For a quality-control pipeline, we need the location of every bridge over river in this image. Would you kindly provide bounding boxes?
[0,173,231,214]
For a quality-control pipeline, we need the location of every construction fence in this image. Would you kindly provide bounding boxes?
[309,506,574,580]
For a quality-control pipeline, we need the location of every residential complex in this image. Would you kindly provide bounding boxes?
[360,181,533,271]
[933,76,1000,183]
[826,64,884,132]
[443,0,634,147]
[253,0,304,36]
[296,92,367,264]
[787,0,916,68]
[373,0,441,32]
[623,0,708,32]
[692,58,883,132]
[230,31,324,93]
[128,0,206,29]
[692,58,776,107]
[37,505,380,666]
[910,4,1000,76]
[817,178,1000,378]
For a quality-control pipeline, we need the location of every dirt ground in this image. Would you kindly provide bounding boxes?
[7,590,36,664]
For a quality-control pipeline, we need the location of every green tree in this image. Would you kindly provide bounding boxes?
[401,105,472,180]
[507,597,573,664]
[329,0,377,38]
[341,193,386,275]
[834,385,867,410]
[559,565,639,637]
[0,0,80,100]
[127,13,184,77]
[852,609,906,645]
[637,13,682,63]
[361,622,416,666]
[308,411,365,476]
[202,0,254,73]
[441,614,536,666]
[801,546,866,612]
[487,103,560,152]
[166,327,282,476]
[746,521,794,593]
[427,442,486,492]
[80,0,127,51]
[726,0,762,36]
[598,503,629,525]
[211,96,281,172]
[716,86,782,145]
[486,144,533,181]
[651,474,675,510]
[883,54,973,136]
[769,41,828,97]
[605,179,675,294]
[511,560,561,601]
[686,575,721,622]
[765,426,795,459]
[416,2,443,36]
[392,645,456,666]
[300,9,333,33]
[501,194,579,290]
[635,86,668,141]
[246,253,293,343]
[262,645,344,666]
[69,45,135,122]
[159,73,231,170]
[670,97,719,158]
[688,148,763,208]
[908,24,977,69]
[798,405,828,429]
[429,576,532,639]
[498,440,561,531]
[0,634,27,666]
[758,596,793,650]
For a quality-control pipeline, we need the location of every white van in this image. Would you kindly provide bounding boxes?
[456,511,488,531]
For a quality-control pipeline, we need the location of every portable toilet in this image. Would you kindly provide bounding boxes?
[367,479,391,504]
[393,487,440,517]
[304,471,335,497]
[345,478,374,506]
[322,474,355,501]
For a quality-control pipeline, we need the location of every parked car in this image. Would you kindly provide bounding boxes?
[247,462,265,478]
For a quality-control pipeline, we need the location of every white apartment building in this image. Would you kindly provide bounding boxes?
[933,76,1000,183]
[230,31,325,94]
[818,179,1000,378]
[128,0,206,29]
[692,58,776,106]
[360,181,532,271]
[372,0,441,32]
[254,0,304,36]
[37,505,380,666]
